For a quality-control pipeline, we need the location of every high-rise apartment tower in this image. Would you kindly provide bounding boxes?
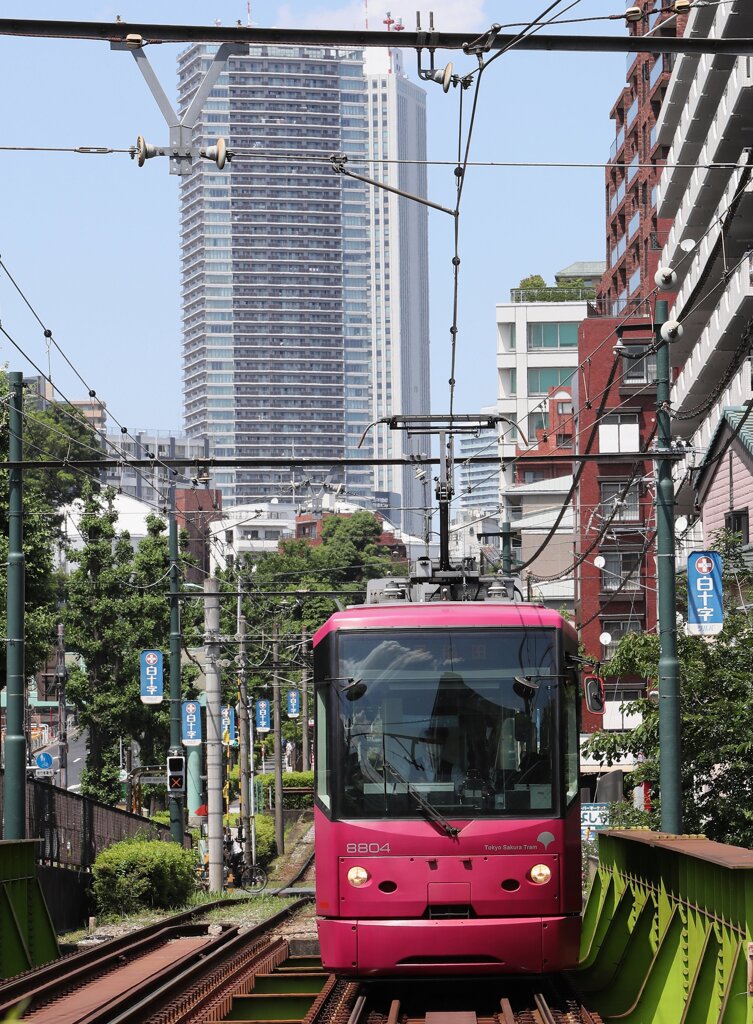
[178,43,430,530]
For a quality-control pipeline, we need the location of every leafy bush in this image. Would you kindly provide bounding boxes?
[252,814,277,865]
[92,838,195,916]
[254,771,314,809]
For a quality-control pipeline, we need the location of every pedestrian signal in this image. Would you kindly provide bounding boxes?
[584,676,605,715]
[166,755,186,792]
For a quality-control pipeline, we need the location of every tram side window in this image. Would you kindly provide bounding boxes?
[562,676,579,804]
[316,690,330,810]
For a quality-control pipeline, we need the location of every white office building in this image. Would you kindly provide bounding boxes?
[654,0,753,512]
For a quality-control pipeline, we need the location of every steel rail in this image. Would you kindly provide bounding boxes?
[84,897,312,1024]
[0,897,249,1017]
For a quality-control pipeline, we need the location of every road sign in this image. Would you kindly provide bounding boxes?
[35,769,54,779]
[581,802,610,839]
[256,698,271,733]
[687,550,723,636]
[182,701,202,746]
[139,775,165,786]
[36,752,53,770]
[140,649,164,704]
[287,689,300,718]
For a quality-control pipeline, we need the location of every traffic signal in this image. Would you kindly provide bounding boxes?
[166,755,185,793]
[584,676,606,715]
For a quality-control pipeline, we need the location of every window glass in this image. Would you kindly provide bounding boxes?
[561,674,579,804]
[327,629,562,820]
[316,689,330,810]
[598,413,639,453]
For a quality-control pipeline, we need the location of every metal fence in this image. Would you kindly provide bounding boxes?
[0,772,189,870]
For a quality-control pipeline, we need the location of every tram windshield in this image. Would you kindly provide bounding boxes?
[324,628,564,820]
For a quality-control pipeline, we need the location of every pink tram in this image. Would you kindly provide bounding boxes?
[313,600,583,977]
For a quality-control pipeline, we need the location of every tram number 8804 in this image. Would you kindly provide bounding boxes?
[346,843,391,855]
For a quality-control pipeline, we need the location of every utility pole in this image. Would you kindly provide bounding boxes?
[301,626,310,772]
[437,430,453,571]
[4,372,25,839]
[56,623,68,791]
[168,493,184,843]
[236,607,252,872]
[655,298,682,834]
[272,622,284,856]
[204,577,224,890]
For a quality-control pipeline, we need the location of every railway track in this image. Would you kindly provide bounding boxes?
[0,844,318,1023]
[349,976,603,1024]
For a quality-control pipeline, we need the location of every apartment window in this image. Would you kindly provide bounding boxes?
[622,345,657,385]
[600,481,640,521]
[527,367,571,395]
[601,618,642,660]
[725,509,749,545]
[528,411,546,440]
[601,551,642,592]
[599,412,639,453]
[528,322,578,350]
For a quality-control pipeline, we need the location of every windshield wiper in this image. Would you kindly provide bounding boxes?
[382,761,459,839]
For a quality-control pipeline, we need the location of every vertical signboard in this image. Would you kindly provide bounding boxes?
[687,551,723,636]
[287,689,300,718]
[181,701,202,746]
[256,698,271,733]
[140,650,164,705]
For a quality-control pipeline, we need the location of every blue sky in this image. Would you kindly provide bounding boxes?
[0,2,623,432]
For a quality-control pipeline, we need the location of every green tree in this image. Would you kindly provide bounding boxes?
[0,371,60,679]
[25,400,102,510]
[64,489,201,804]
[582,531,753,845]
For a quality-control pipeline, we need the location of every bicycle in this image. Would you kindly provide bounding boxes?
[235,861,268,893]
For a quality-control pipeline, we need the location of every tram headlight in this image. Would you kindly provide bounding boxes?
[347,866,370,887]
[528,863,551,885]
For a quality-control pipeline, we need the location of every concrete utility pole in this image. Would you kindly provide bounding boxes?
[272,622,284,856]
[655,299,682,834]
[4,372,25,840]
[236,607,252,872]
[204,577,224,891]
[168,495,184,843]
[301,627,310,772]
[56,623,68,791]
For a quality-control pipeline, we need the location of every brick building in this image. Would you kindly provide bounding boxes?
[576,0,687,730]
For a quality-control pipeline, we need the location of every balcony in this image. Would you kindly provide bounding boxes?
[628,211,640,241]
[629,267,641,295]
[609,180,626,215]
[665,164,753,361]
[610,236,626,268]
[649,55,665,92]
[626,153,639,185]
[670,254,753,434]
[609,126,626,161]
[626,96,639,129]
[658,15,751,220]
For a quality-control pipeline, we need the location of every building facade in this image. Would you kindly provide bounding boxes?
[576,1,687,710]
[654,0,753,516]
[177,44,429,527]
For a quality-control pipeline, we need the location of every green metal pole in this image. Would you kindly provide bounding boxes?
[168,496,183,843]
[655,299,682,834]
[4,372,25,839]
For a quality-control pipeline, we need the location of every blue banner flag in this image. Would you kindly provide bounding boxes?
[256,698,271,734]
[287,689,300,718]
[687,550,723,636]
[181,701,202,746]
[139,650,164,705]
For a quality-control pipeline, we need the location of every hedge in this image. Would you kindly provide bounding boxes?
[254,771,314,809]
[92,837,195,916]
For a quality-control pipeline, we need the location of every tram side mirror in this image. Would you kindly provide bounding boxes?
[584,675,606,715]
[514,712,529,743]
[342,678,368,702]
